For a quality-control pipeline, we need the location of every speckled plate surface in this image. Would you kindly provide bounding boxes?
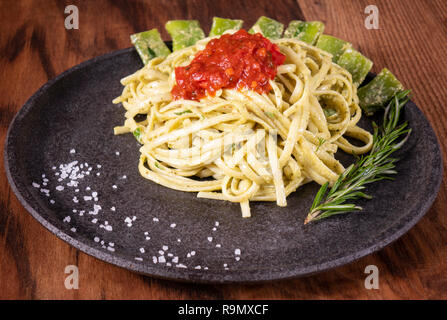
[4,47,443,283]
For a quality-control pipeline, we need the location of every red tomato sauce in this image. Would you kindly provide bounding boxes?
[171,29,286,101]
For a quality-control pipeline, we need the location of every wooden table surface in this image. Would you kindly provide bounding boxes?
[1,0,446,299]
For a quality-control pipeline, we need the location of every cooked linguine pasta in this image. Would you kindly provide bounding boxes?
[113,32,373,217]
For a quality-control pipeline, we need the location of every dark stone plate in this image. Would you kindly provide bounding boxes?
[4,47,443,283]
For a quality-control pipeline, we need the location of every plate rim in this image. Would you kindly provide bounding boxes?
[3,47,444,283]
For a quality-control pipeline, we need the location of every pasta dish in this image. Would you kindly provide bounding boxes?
[113,29,373,217]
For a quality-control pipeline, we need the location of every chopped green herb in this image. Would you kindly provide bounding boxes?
[154,161,162,169]
[265,111,276,119]
[175,110,193,115]
[316,137,326,152]
[323,108,337,118]
[133,127,143,143]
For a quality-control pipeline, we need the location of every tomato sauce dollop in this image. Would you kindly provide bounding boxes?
[171,29,286,101]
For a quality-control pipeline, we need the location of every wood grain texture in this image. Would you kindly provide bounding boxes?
[0,0,446,299]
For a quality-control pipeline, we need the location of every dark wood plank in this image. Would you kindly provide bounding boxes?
[0,0,446,299]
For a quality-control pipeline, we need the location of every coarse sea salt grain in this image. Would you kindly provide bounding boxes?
[56,185,64,191]
[88,204,101,215]
[158,256,166,263]
[101,224,113,231]
[207,237,213,242]
[63,216,71,223]
[170,223,176,228]
[124,217,133,227]
[162,245,169,251]
[32,182,40,188]
[139,247,145,253]
[70,149,76,154]
[94,237,100,242]
[235,248,241,255]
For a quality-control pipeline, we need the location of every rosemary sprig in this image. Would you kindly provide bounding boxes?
[304,90,412,224]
